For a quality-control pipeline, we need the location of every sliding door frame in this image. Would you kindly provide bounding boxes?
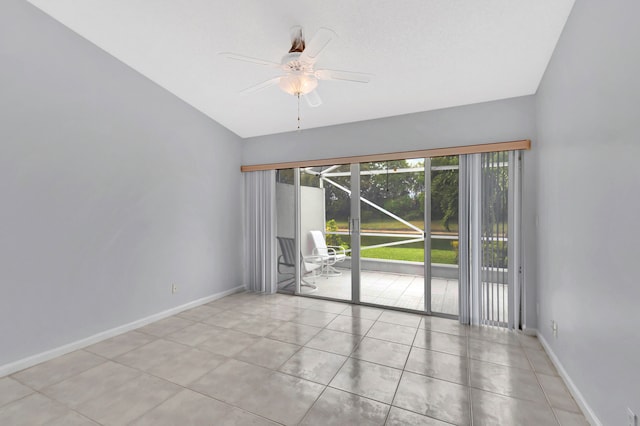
[468,154,483,325]
[271,142,527,325]
[290,158,462,320]
[458,155,471,324]
[423,158,432,315]
[350,163,361,304]
[294,167,302,295]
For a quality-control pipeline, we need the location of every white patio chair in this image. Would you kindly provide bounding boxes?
[276,236,321,291]
[309,230,346,277]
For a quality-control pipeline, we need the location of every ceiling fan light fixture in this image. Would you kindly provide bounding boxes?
[278,73,318,96]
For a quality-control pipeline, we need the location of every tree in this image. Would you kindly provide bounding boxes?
[358,160,424,224]
[431,156,459,231]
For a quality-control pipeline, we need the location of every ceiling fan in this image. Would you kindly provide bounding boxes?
[220,26,371,108]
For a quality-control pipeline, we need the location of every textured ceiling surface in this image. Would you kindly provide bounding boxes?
[28,0,574,138]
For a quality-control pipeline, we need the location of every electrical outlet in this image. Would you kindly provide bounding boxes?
[628,408,638,426]
[551,320,558,338]
[172,284,178,294]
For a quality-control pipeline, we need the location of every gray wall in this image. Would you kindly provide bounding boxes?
[242,96,536,166]
[0,0,243,366]
[244,96,539,329]
[535,0,640,424]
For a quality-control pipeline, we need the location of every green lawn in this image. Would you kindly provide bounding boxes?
[333,219,459,233]
[332,219,507,235]
[361,247,457,264]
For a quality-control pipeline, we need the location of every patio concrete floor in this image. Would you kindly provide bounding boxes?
[282,268,459,316]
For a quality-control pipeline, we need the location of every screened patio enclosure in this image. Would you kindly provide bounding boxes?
[276,160,460,316]
[272,149,522,328]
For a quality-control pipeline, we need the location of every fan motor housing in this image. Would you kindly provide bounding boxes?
[281,52,311,72]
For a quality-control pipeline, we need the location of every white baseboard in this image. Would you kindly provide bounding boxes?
[0,285,246,378]
[537,332,602,426]
[522,327,538,336]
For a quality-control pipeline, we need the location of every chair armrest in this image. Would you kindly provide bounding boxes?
[326,245,346,256]
[312,247,336,265]
[306,254,324,263]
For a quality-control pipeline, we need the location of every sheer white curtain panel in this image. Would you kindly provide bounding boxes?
[244,170,277,293]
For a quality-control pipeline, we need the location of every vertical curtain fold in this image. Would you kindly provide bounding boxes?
[244,170,277,293]
[461,152,522,329]
[458,155,471,325]
[507,150,522,330]
[469,153,484,326]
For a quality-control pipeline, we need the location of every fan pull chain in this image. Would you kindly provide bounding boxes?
[297,93,301,131]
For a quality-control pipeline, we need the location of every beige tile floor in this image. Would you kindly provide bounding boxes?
[1,292,589,426]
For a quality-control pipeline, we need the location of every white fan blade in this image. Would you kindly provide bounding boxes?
[299,28,336,63]
[220,52,282,69]
[240,77,281,95]
[315,69,372,83]
[304,90,322,108]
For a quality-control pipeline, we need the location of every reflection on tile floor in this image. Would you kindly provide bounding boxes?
[287,268,459,315]
[1,291,588,426]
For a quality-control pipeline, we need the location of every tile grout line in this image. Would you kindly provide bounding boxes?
[29,359,165,426]
[108,354,287,426]
[0,391,35,412]
[522,345,563,426]
[39,392,103,426]
[290,303,366,425]
[294,301,419,422]
[9,350,111,392]
[382,319,420,425]
[295,346,352,424]
[296,386,330,425]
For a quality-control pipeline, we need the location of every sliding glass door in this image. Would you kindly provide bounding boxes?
[357,159,427,311]
[429,156,460,317]
[273,150,522,327]
[299,164,353,301]
[274,169,297,293]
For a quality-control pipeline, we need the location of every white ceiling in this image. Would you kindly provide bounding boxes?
[28,0,574,138]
